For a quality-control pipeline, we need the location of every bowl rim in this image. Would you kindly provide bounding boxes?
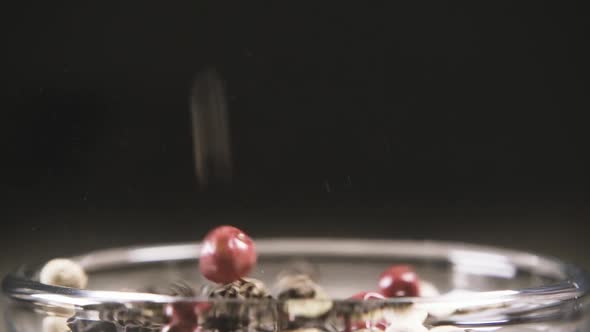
[3,238,589,306]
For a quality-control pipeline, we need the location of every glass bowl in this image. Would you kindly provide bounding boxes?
[3,239,589,332]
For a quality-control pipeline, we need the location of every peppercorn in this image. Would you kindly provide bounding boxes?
[378,265,420,298]
[40,258,88,289]
[275,274,326,301]
[208,278,271,299]
[199,226,257,284]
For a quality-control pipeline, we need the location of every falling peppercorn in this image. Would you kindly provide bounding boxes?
[199,226,257,284]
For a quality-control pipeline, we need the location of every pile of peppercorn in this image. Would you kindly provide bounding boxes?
[38,226,469,332]
[162,226,468,332]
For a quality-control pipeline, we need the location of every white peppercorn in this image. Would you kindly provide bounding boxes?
[40,258,88,289]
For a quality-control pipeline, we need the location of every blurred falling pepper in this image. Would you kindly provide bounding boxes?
[190,67,233,189]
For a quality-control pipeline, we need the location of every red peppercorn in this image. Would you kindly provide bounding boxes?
[165,302,198,325]
[358,321,388,331]
[348,291,387,331]
[350,291,385,300]
[377,265,420,297]
[194,301,212,315]
[199,226,257,284]
[350,319,387,331]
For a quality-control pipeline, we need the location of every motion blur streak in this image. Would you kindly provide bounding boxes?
[190,68,233,189]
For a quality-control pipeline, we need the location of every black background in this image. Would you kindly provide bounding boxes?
[1,1,589,289]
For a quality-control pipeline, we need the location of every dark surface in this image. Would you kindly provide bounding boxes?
[1,4,589,325]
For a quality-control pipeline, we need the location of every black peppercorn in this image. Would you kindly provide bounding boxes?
[208,278,271,299]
